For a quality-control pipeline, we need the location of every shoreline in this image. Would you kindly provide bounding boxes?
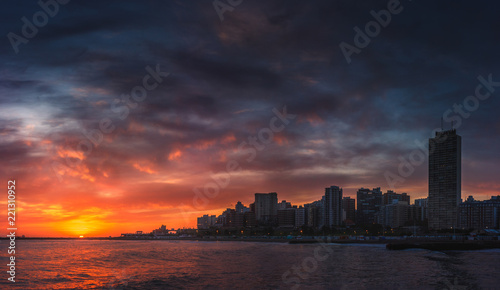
[3,236,500,250]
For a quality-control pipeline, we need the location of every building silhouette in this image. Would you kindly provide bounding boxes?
[428,129,462,230]
[342,197,356,225]
[377,200,409,228]
[197,215,216,229]
[356,187,383,225]
[305,199,323,228]
[295,206,306,227]
[414,198,429,221]
[383,190,410,205]
[278,208,296,228]
[459,195,500,229]
[278,200,292,210]
[254,192,278,225]
[235,201,249,213]
[324,186,343,227]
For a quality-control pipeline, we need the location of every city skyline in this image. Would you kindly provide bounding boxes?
[1,0,500,237]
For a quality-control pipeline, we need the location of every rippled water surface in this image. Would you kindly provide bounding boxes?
[0,240,499,289]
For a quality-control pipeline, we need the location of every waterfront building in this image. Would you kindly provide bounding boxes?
[305,199,323,229]
[428,129,462,230]
[278,208,296,228]
[227,210,244,228]
[414,198,429,220]
[324,186,343,227]
[459,196,500,230]
[244,211,257,227]
[377,200,409,228]
[383,190,410,205]
[356,187,383,225]
[342,197,356,226]
[152,225,170,236]
[197,215,217,229]
[295,206,306,228]
[254,192,278,225]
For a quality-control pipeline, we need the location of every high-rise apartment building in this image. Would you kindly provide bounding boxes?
[324,186,343,227]
[295,206,306,228]
[428,129,461,230]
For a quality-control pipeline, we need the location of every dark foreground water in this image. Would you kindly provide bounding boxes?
[0,240,499,289]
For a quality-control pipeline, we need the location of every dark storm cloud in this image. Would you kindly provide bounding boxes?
[1,0,499,227]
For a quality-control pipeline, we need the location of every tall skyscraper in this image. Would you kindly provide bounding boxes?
[428,129,462,230]
[254,192,278,225]
[324,186,343,227]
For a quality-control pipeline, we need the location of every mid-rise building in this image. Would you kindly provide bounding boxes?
[278,200,292,210]
[295,206,306,228]
[414,198,429,221]
[278,208,296,228]
[228,210,245,228]
[244,211,257,227]
[197,215,217,229]
[342,197,356,226]
[235,201,249,213]
[377,200,409,228]
[305,199,323,228]
[383,190,410,205]
[254,192,278,225]
[459,196,500,230]
[356,187,383,225]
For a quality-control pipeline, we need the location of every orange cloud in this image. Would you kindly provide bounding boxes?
[168,149,183,160]
[298,113,324,126]
[57,148,85,160]
[52,161,96,182]
[221,133,236,144]
[133,163,157,174]
[274,135,289,146]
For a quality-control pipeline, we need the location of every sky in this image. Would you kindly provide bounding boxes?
[1,0,500,237]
